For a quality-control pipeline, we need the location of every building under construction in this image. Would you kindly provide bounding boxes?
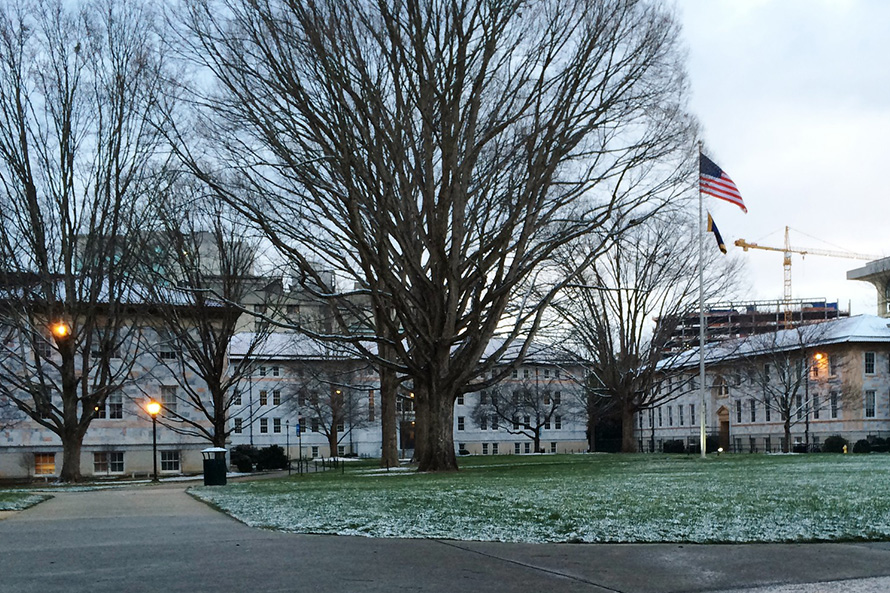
[663,298,849,353]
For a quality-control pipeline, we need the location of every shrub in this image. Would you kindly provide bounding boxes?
[256,445,288,470]
[822,435,848,453]
[662,440,685,454]
[230,445,258,472]
[853,439,872,454]
[870,437,888,453]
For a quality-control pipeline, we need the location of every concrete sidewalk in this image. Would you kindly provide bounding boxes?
[1,484,889,593]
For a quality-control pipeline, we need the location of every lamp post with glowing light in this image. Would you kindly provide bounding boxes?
[146,400,161,481]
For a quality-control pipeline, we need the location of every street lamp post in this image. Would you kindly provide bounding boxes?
[146,400,161,481]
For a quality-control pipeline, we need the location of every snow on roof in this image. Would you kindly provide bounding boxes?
[665,314,890,370]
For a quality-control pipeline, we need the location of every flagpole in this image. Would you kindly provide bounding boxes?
[698,148,707,459]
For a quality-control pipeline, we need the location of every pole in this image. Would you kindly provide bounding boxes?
[287,419,291,476]
[298,421,303,475]
[698,150,708,459]
[152,415,158,482]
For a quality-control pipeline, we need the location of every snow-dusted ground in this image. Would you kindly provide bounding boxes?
[0,492,51,511]
[190,454,890,544]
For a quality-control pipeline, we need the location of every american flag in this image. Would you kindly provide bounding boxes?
[700,153,746,213]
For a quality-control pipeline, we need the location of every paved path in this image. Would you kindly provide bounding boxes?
[2,484,890,593]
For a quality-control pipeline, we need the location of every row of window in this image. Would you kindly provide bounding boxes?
[455,391,563,406]
[456,415,563,431]
[233,417,343,434]
[33,450,181,475]
[459,442,561,455]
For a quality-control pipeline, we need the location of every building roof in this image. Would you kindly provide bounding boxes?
[665,314,890,370]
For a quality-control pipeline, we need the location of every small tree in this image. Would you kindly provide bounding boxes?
[472,369,578,453]
[731,322,841,452]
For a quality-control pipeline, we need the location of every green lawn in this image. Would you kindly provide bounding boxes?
[0,491,51,511]
[190,453,890,543]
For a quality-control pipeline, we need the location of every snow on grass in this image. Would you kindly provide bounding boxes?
[190,454,890,544]
[0,491,51,511]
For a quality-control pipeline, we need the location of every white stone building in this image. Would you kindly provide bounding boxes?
[636,315,890,453]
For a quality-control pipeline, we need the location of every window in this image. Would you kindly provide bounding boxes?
[658,407,663,427]
[544,419,551,430]
[830,391,839,419]
[512,416,519,430]
[523,416,530,429]
[233,392,242,406]
[523,369,529,379]
[338,445,345,457]
[260,418,268,433]
[272,366,280,377]
[311,418,319,432]
[491,415,498,430]
[550,442,557,453]
[678,405,684,426]
[273,418,282,433]
[258,366,267,377]
[160,386,177,415]
[492,443,499,454]
[716,377,729,396]
[479,392,487,405]
[750,399,756,423]
[514,442,521,454]
[107,394,123,419]
[764,364,771,382]
[34,453,55,475]
[511,369,518,379]
[482,443,489,455]
[865,390,876,418]
[159,343,177,360]
[765,403,771,422]
[524,442,531,454]
[311,446,319,457]
[543,368,550,378]
[554,392,561,405]
[336,421,344,433]
[865,352,876,375]
[796,394,803,420]
[234,418,243,434]
[735,400,742,423]
[272,390,281,406]
[457,394,464,405]
[764,437,772,453]
[813,394,820,420]
[160,451,180,472]
[298,390,307,407]
[457,416,465,431]
[298,417,305,434]
[94,452,124,474]
[668,406,674,426]
[689,404,695,423]
[368,390,375,422]
[259,390,268,406]
[828,355,837,376]
[554,415,562,430]
[480,416,487,430]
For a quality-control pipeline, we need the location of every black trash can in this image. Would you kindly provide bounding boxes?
[202,447,228,486]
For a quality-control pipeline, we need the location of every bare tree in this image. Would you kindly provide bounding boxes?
[174,0,696,470]
[472,370,576,453]
[731,322,842,452]
[291,360,371,457]
[0,0,167,481]
[553,210,742,452]
[137,178,280,448]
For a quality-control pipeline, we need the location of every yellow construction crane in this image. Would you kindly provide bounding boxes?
[734,226,881,327]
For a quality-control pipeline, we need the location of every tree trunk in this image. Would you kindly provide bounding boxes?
[586,412,596,452]
[533,431,541,454]
[378,349,399,468]
[621,403,637,453]
[59,430,84,482]
[415,380,458,472]
[784,417,792,453]
[328,427,339,458]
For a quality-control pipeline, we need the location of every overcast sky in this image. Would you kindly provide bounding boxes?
[679,0,890,316]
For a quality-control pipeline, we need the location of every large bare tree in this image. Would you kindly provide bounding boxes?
[0,0,167,481]
[138,178,280,448]
[173,0,696,470]
[554,210,742,452]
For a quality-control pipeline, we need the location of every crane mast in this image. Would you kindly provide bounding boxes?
[734,226,880,327]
